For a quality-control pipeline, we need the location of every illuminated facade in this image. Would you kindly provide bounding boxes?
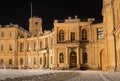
[0,0,120,71]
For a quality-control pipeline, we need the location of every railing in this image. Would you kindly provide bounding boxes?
[57,40,89,43]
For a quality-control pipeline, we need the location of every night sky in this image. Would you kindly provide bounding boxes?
[0,0,102,31]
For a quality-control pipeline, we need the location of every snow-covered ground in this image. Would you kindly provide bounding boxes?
[0,69,120,81]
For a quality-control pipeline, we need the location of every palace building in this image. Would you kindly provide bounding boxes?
[0,0,120,71]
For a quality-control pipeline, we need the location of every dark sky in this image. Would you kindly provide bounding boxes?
[0,0,102,31]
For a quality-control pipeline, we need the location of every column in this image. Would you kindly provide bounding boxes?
[66,48,69,68]
[77,47,80,68]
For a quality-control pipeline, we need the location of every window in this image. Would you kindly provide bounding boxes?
[35,22,38,25]
[82,29,87,40]
[40,41,42,50]
[83,52,87,63]
[20,58,23,65]
[34,58,37,65]
[1,45,4,51]
[9,59,12,65]
[20,43,24,52]
[51,56,52,64]
[0,59,4,65]
[27,43,31,51]
[1,32,4,37]
[27,58,30,65]
[97,28,103,39]
[45,38,48,48]
[9,44,12,51]
[40,57,42,65]
[59,53,64,63]
[10,32,13,37]
[59,30,64,41]
[34,42,38,51]
[71,32,75,42]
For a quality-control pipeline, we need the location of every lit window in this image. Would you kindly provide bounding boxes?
[59,53,64,63]
[82,29,87,40]
[27,58,30,65]
[97,28,103,39]
[83,52,87,63]
[59,30,64,41]
[9,59,12,65]
[71,32,75,41]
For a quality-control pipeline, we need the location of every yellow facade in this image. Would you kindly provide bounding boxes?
[0,0,120,71]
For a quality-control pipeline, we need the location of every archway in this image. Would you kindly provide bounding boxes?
[100,49,106,70]
[70,51,77,68]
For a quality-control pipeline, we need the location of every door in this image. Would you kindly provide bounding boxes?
[70,52,77,68]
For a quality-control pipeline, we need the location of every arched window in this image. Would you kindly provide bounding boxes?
[59,30,64,41]
[59,53,64,63]
[20,58,23,65]
[34,58,37,65]
[82,29,87,40]
[83,52,87,63]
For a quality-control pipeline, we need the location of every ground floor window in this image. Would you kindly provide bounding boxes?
[20,58,23,65]
[9,59,12,65]
[59,53,64,63]
[27,58,30,65]
[34,58,37,65]
[83,52,87,63]
[40,57,42,65]
[0,59,4,65]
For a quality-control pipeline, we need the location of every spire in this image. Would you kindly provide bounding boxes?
[31,2,33,18]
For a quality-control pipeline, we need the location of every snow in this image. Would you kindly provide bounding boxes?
[0,69,120,81]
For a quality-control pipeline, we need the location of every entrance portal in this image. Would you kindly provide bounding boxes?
[100,49,106,70]
[70,51,77,68]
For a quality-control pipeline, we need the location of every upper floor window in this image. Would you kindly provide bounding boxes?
[34,42,38,51]
[9,44,12,51]
[1,45,4,51]
[97,28,103,39]
[45,38,48,48]
[27,43,31,51]
[59,53,64,63]
[82,29,87,40]
[20,43,24,52]
[59,30,64,41]
[10,32,13,37]
[71,32,75,42]
[1,32,4,38]
[40,41,42,50]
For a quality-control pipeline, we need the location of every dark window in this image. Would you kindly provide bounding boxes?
[20,43,24,52]
[71,32,75,41]
[1,45,3,51]
[20,58,23,65]
[83,52,87,63]
[59,53,64,63]
[40,41,42,50]
[59,30,64,41]
[0,59,4,65]
[82,29,87,40]
[97,28,103,39]
[34,58,37,65]
[40,57,42,65]
[1,32,4,37]
[9,59,12,65]
[9,44,12,51]
[35,22,38,25]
